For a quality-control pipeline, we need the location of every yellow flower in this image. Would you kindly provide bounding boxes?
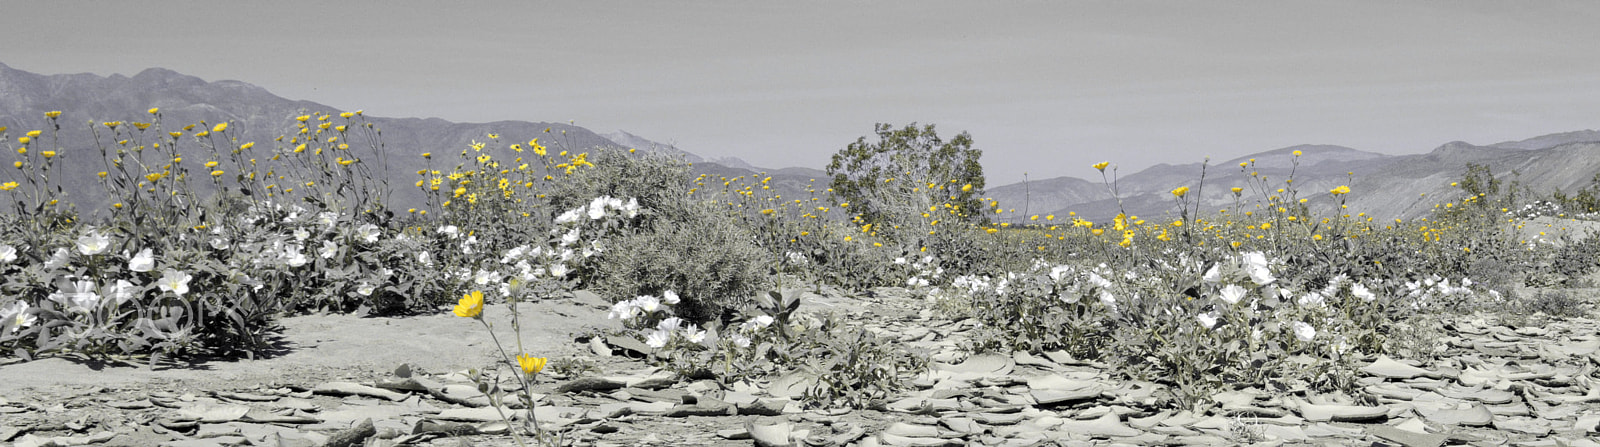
[454,291,484,318]
[44,111,61,118]
[205,161,219,168]
[17,137,30,144]
[422,152,432,158]
[1093,161,1110,171]
[146,173,163,182]
[15,147,24,155]
[212,122,228,133]
[517,354,548,375]
[97,171,108,178]
[1171,186,1189,198]
[961,183,972,192]
[41,151,56,158]
[148,107,160,114]
[241,142,255,150]
[986,227,999,234]
[340,112,355,118]
[211,170,225,177]
[104,121,122,129]
[296,115,311,122]
[1293,150,1302,156]
[1329,185,1350,195]
[0,182,17,191]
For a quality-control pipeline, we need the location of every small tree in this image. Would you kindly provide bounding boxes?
[825,123,986,240]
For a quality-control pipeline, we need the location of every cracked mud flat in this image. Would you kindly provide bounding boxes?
[4,287,1600,447]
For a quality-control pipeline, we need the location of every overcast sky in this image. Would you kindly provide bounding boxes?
[6,1,1600,184]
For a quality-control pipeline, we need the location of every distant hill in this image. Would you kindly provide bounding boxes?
[4,62,1597,223]
[0,63,789,213]
[986,139,1600,222]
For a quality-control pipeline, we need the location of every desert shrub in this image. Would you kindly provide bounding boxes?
[1518,289,1592,319]
[825,123,987,234]
[618,288,927,409]
[591,201,771,324]
[1545,233,1600,285]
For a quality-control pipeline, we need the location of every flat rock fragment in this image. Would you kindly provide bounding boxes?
[312,382,409,402]
[1054,412,1143,438]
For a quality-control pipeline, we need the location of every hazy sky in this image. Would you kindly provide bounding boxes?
[6,1,1600,184]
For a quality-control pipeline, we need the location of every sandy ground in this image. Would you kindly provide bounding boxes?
[0,293,622,394]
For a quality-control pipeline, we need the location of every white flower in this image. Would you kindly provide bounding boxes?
[439,225,460,239]
[356,282,376,297]
[1049,265,1073,282]
[682,325,707,344]
[318,212,338,228]
[1342,282,1372,301]
[210,238,230,250]
[1298,292,1324,307]
[44,247,71,270]
[730,334,751,348]
[293,228,310,241]
[605,196,624,210]
[158,269,192,296]
[105,279,137,305]
[2,301,34,332]
[461,235,478,254]
[77,230,111,255]
[417,251,433,266]
[752,315,775,328]
[1099,290,1116,307]
[1241,252,1275,285]
[357,224,381,243]
[555,209,581,225]
[315,240,337,259]
[893,257,908,265]
[656,317,684,332]
[1292,321,1316,342]
[635,295,661,313]
[49,280,101,312]
[588,197,608,220]
[622,198,640,218]
[662,290,680,305]
[608,301,639,321]
[560,228,581,246]
[472,269,496,286]
[1219,284,1246,305]
[1201,264,1221,283]
[502,245,528,264]
[129,248,155,272]
[284,244,308,267]
[1197,312,1218,329]
[645,329,672,348]
[0,245,15,264]
[547,263,569,278]
[1088,272,1112,289]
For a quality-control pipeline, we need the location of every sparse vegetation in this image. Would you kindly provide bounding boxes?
[4,109,1597,434]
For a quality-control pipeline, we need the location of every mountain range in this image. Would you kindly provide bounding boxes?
[2,62,1597,221]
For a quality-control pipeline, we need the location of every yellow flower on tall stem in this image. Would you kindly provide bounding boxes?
[517,354,547,377]
[454,290,484,318]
